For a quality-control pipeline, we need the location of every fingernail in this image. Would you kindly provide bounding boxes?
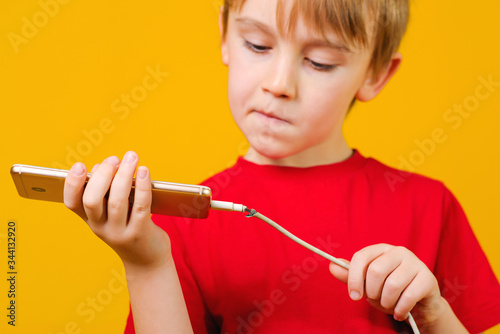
[106,156,120,165]
[394,314,406,322]
[70,163,85,175]
[350,290,361,300]
[123,151,136,164]
[137,167,147,179]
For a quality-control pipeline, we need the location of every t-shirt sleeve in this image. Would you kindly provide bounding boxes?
[434,187,500,333]
[123,214,218,334]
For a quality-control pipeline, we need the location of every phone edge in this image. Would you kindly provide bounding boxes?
[10,165,29,198]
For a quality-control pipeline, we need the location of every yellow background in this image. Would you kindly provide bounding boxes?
[1,0,499,333]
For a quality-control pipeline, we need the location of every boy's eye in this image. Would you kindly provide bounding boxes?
[244,40,270,53]
[243,40,337,72]
[306,58,337,72]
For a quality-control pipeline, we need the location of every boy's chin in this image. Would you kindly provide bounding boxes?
[245,144,297,163]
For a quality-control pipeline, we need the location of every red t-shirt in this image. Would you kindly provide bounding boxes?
[125,150,500,333]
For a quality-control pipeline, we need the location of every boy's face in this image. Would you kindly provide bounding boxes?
[220,0,396,166]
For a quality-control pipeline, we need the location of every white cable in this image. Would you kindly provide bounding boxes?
[210,201,420,333]
[249,210,349,270]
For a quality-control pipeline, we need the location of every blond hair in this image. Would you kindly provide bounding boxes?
[221,0,409,81]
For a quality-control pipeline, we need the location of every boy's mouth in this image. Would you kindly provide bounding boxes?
[253,110,290,124]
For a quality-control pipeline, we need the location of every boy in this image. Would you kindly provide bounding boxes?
[64,0,500,333]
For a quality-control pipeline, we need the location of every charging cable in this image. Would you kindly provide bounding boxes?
[211,200,420,333]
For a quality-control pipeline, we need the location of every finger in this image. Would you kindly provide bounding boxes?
[329,259,350,284]
[348,244,392,301]
[64,162,88,221]
[366,297,394,315]
[393,271,436,321]
[379,260,418,312]
[90,163,100,174]
[107,151,139,229]
[128,166,152,227]
[364,252,403,300]
[82,156,120,223]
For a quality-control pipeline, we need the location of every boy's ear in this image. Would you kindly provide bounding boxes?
[355,52,402,102]
[219,6,229,66]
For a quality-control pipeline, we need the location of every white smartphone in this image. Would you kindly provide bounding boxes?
[10,164,212,219]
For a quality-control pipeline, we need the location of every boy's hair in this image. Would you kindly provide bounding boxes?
[221,0,409,82]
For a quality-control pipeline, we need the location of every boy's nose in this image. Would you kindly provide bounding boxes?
[261,57,297,99]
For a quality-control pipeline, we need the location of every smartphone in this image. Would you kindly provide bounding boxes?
[10,164,212,219]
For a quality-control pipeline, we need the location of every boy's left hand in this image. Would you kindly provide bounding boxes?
[329,244,442,325]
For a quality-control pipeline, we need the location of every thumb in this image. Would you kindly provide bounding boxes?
[329,259,350,284]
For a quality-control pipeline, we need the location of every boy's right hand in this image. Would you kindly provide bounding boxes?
[63,151,171,271]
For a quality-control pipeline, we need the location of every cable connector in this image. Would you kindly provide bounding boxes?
[210,200,246,213]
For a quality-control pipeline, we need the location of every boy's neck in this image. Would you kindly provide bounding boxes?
[244,140,353,168]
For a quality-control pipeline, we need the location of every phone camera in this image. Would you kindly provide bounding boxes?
[31,187,46,193]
